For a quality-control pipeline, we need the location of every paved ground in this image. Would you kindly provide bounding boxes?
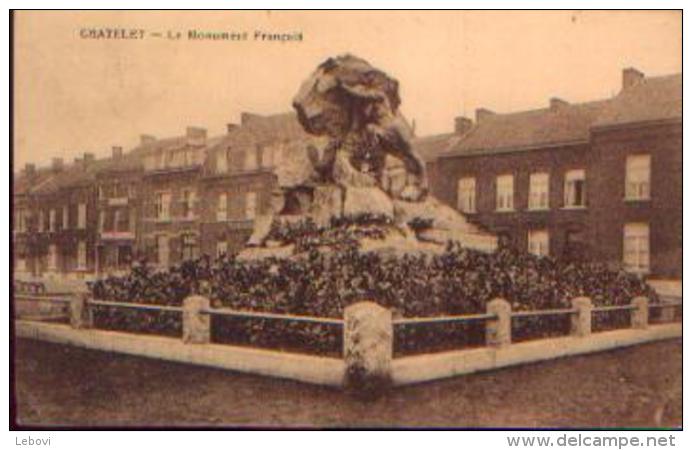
[12,338,682,429]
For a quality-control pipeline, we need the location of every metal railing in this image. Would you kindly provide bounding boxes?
[88,299,183,313]
[200,307,344,325]
[393,312,496,326]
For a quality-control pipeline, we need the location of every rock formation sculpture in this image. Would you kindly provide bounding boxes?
[244,54,497,257]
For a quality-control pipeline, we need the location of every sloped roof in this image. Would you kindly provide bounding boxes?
[412,133,462,162]
[443,100,609,158]
[593,73,681,128]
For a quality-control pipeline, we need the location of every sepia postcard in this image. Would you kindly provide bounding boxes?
[10,10,682,433]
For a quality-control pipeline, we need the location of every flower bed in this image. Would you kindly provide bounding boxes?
[89,235,658,356]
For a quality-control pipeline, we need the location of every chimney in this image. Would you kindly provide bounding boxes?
[140,134,156,146]
[83,152,95,164]
[475,108,495,123]
[112,146,123,159]
[454,116,473,134]
[622,67,645,90]
[186,126,207,146]
[52,157,64,172]
[226,123,239,134]
[23,163,36,178]
[241,112,262,125]
[550,97,569,110]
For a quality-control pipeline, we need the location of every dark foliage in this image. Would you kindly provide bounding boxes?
[89,241,658,356]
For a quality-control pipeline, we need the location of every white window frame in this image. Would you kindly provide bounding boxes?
[528,172,550,211]
[155,192,171,220]
[156,235,170,267]
[625,154,651,201]
[623,223,650,274]
[181,189,196,219]
[217,193,228,222]
[457,177,476,213]
[217,149,228,173]
[77,203,87,229]
[528,229,550,258]
[48,244,58,271]
[495,174,514,212]
[216,240,228,257]
[244,149,258,172]
[564,169,587,208]
[62,206,69,230]
[245,192,257,220]
[77,240,87,270]
[49,209,56,232]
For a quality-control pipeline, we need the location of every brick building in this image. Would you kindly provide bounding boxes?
[94,146,143,276]
[428,68,681,279]
[198,113,309,257]
[13,67,681,281]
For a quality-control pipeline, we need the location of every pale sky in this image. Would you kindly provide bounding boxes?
[13,10,681,169]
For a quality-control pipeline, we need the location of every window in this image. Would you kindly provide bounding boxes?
[217,149,228,173]
[260,146,273,169]
[623,223,650,273]
[529,172,550,210]
[496,175,514,211]
[181,234,198,261]
[77,241,87,269]
[15,209,27,232]
[457,177,476,213]
[49,209,56,232]
[244,149,258,171]
[156,235,170,267]
[528,230,550,257]
[564,169,586,207]
[181,189,196,219]
[77,203,87,229]
[155,192,171,220]
[38,211,45,232]
[625,154,651,200]
[245,192,257,219]
[98,211,105,232]
[217,193,228,221]
[115,209,129,231]
[62,206,69,230]
[48,244,58,271]
[216,240,228,257]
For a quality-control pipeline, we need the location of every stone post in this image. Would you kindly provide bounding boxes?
[660,302,677,322]
[343,301,392,396]
[631,296,649,330]
[570,296,593,337]
[183,295,211,344]
[70,293,92,329]
[486,298,511,347]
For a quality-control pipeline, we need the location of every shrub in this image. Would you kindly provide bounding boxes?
[89,241,658,356]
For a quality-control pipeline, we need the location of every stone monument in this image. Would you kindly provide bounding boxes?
[243,54,496,258]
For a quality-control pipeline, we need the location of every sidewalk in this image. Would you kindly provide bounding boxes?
[13,338,682,428]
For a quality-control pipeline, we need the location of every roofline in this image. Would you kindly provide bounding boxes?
[439,138,589,159]
[591,116,682,133]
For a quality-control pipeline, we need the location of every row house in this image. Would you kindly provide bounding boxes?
[94,146,143,276]
[138,128,213,268]
[16,155,101,279]
[198,113,310,257]
[428,68,681,279]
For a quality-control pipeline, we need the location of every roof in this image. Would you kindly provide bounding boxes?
[209,112,314,156]
[412,133,462,162]
[593,73,682,128]
[443,100,609,158]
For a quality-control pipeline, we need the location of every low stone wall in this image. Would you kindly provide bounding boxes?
[13,295,682,393]
[392,323,681,386]
[15,320,346,387]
